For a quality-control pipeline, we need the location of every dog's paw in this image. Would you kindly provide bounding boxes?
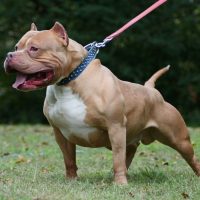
[114,175,128,185]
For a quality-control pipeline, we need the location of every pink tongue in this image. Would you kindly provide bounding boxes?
[12,73,27,89]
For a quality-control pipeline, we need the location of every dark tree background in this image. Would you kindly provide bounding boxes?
[0,0,200,125]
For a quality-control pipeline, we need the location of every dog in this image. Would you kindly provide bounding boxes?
[4,22,200,184]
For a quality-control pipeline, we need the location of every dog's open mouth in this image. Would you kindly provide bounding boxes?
[12,70,54,90]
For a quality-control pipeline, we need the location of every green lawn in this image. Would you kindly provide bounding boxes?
[0,125,200,200]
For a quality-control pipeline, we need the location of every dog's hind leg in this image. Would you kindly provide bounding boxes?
[173,137,200,176]
[157,129,200,176]
[153,103,200,176]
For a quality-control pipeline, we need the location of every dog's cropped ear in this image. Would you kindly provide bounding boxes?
[30,23,37,31]
[50,22,69,46]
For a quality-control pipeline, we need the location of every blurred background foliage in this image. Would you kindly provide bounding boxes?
[0,0,200,125]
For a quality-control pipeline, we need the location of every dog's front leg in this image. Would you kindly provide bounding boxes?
[108,123,127,184]
[53,127,78,179]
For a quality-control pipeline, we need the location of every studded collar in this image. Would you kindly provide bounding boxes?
[57,42,99,86]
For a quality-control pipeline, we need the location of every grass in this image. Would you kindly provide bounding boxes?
[0,125,200,200]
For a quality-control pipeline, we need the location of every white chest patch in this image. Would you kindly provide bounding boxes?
[45,85,96,141]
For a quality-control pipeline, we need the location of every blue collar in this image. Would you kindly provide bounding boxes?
[57,42,99,86]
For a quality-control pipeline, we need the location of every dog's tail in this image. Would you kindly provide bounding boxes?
[144,65,170,88]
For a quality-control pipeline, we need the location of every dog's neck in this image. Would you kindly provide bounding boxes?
[64,39,88,77]
[57,41,99,86]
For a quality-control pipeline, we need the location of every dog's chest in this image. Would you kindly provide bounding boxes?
[45,86,96,140]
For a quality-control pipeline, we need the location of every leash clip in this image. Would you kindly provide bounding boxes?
[84,38,113,50]
[84,41,97,50]
[95,38,113,48]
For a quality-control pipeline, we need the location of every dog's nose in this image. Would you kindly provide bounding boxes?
[7,52,13,59]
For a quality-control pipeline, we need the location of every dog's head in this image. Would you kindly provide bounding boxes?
[4,22,87,91]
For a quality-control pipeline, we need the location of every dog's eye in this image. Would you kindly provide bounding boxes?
[15,46,18,51]
[30,46,38,52]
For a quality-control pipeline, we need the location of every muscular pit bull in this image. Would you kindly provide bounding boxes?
[4,22,200,184]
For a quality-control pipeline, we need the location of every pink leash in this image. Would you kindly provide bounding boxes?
[61,0,168,85]
[95,0,167,48]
